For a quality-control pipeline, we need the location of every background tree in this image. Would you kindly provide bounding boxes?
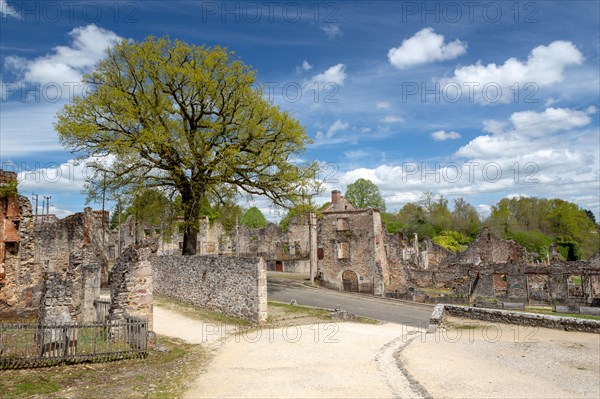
[214,201,244,234]
[56,36,316,255]
[486,196,599,259]
[241,206,268,228]
[344,178,386,211]
[397,202,435,238]
[451,197,481,237]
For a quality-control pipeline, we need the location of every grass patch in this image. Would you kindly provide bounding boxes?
[0,335,208,399]
[267,301,380,326]
[419,287,454,296]
[268,301,331,319]
[154,294,253,327]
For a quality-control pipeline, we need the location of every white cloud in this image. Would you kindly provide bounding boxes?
[476,204,492,219]
[320,24,343,39]
[443,40,583,104]
[509,107,593,137]
[316,119,349,140]
[376,101,390,110]
[388,27,467,70]
[309,63,347,86]
[344,150,369,160]
[0,0,20,18]
[296,59,312,74]
[5,24,122,86]
[432,130,461,141]
[382,115,404,123]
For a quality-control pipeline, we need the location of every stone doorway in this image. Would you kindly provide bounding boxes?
[275,261,283,272]
[342,270,358,292]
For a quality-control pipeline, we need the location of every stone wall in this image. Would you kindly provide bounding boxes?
[34,207,111,285]
[430,304,600,334]
[109,245,154,330]
[0,187,39,314]
[37,245,101,324]
[390,229,600,306]
[152,254,267,322]
[318,208,385,295]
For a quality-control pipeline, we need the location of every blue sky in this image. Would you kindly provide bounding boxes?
[1,0,599,220]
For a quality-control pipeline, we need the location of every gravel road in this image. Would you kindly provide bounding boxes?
[154,304,422,398]
[400,316,600,398]
[154,305,600,399]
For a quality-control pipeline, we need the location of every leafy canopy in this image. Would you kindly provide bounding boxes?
[55,36,316,254]
[344,178,386,211]
[241,207,268,229]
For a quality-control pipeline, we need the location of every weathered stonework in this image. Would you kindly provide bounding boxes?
[34,207,112,285]
[0,170,38,314]
[37,245,102,325]
[109,245,154,331]
[152,254,267,322]
[317,191,387,296]
[386,228,600,306]
[430,304,600,334]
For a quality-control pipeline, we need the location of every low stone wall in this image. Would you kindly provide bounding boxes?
[429,304,600,334]
[152,255,267,322]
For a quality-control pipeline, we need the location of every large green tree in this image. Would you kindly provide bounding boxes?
[344,178,386,211]
[241,207,268,228]
[55,36,315,255]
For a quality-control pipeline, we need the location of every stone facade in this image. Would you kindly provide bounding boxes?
[152,212,315,274]
[34,207,112,285]
[37,245,101,325]
[152,254,267,322]
[315,189,600,307]
[109,245,154,331]
[0,170,38,314]
[317,191,387,296]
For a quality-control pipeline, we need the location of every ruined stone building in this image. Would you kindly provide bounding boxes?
[315,189,600,306]
[317,190,388,295]
[0,170,36,312]
[0,169,112,318]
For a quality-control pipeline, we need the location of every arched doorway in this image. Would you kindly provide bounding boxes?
[342,270,358,292]
[275,261,283,272]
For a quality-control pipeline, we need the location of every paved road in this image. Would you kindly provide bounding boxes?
[267,280,432,326]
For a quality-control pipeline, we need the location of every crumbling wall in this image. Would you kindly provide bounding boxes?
[109,245,154,330]
[38,272,76,325]
[34,207,111,285]
[152,254,267,322]
[37,245,101,324]
[318,208,384,294]
[0,173,39,314]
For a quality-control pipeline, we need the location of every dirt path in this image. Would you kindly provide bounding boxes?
[400,317,600,398]
[153,305,421,398]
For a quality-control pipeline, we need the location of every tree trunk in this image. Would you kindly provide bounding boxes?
[181,186,201,255]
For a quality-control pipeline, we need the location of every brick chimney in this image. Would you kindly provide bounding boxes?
[331,190,341,204]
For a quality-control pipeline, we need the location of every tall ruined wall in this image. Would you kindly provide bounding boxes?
[447,227,531,266]
[34,208,111,285]
[383,233,410,293]
[0,193,39,314]
[109,245,154,330]
[318,209,383,294]
[152,254,267,322]
[37,245,101,324]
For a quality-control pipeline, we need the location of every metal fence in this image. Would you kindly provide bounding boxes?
[0,317,147,369]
